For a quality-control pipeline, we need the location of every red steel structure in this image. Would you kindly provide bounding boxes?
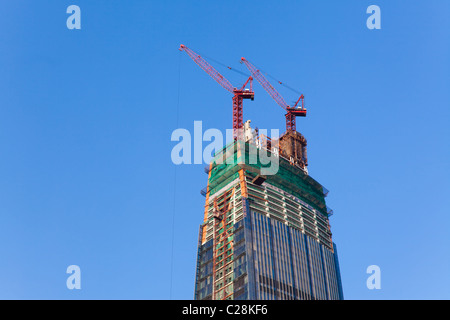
[241,57,306,132]
[179,45,254,139]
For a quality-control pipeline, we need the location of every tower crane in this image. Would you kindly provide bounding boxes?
[240,57,306,132]
[179,45,254,139]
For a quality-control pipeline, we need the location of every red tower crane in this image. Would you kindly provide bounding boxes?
[240,57,306,132]
[179,45,254,139]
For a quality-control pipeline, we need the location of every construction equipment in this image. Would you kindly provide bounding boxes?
[240,57,306,132]
[179,45,254,139]
[241,57,309,169]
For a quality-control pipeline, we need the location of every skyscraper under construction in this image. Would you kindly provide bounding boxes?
[179,44,343,300]
[194,125,343,300]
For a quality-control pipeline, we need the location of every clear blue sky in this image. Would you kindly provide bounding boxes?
[0,0,448,299]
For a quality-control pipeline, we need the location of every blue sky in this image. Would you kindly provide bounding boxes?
[0,0,448,299]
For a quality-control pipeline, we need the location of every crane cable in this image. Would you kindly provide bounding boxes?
[169,51,182,299]
[198,52,251,78]
[199,51,304,97]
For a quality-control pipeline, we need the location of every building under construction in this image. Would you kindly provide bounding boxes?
[180,45,343,300]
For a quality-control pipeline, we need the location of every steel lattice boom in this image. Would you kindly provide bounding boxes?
[241,57,306,132]
[180,45,254,139]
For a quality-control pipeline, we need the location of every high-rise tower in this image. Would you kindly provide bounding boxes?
[194,126,343,300]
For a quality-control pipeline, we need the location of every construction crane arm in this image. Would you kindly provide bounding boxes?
[241,57,288,110]
[180,44,235,93]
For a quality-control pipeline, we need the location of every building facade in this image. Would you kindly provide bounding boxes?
[194,138,343,300]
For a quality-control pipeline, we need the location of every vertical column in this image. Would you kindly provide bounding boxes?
[202,162,213,244]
